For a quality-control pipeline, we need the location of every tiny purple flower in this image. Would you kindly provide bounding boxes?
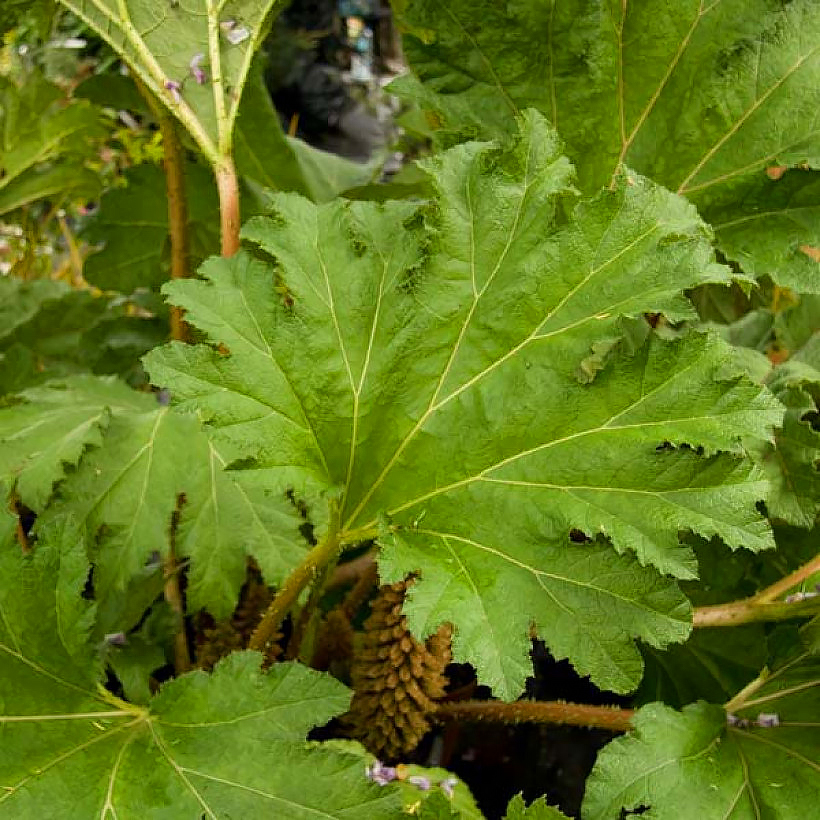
[407,775,431,792]
[104,632,127,647]
[164,79,182,103]
[189,53,207,85]
[365,761,398,786]
[756,712,780,728]
[439,777,458,798]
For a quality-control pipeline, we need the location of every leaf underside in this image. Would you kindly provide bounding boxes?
[58,0,283,156]
[146,112,782,697]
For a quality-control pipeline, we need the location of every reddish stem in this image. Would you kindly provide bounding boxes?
[216,158,240,257]
[156,109,191,342]
[435,699,635,732]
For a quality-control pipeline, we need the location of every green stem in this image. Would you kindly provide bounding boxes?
[206,0,230,155]
[285,554,339,661]
[693,594,820,628]
[249,512,343,653]
[724,670,770,713]
[435,699,635,732]
[165,494,191,673]
[752,551,820,604]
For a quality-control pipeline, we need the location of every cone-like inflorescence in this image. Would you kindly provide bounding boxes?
[196,569,278,670]
[346,577,452,760]
[313,560,379,672]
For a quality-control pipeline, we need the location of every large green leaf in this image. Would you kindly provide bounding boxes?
[0,376,146,511]
[394,0,820,291]
[56,0,284,161]
[0,532,404,818]
[634,536,770,708]
[0,278,163,395]
[635,626,766,708]
[146,112,782,697]
[584,620,820,820]
[83,161,220,292]
[0,374,302,617]
[0,75,102,215]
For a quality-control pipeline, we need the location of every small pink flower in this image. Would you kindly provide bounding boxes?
[190,53,207,85]
[164,80,182,103]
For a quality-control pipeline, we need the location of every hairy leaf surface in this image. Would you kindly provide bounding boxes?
[147,113,781,696]
[0,534,403,818]
[394,0,820,291]
[584,620,820,819]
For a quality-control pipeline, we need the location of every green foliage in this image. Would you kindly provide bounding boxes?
[235,63,377,205]
[77,64,376,296]
[0,0,55,40]
[146,112,782,698]
[504,795,569,819]
[1,1,819,816]
[393,0,820,291]
[397,765,483,818]
[0,527,407,818]
[82,161,220,292]
[584,619,820,819]
[695,287,820,526]
[0,278,164,395]
[0,74,103,215]
[0,375,304,619]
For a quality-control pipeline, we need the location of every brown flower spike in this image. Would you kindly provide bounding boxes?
[346,576,452,760]
[196,569,278,670]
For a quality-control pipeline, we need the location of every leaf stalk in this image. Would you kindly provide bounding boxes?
[165,494,191,673]
[435,699,635,732]
[136,79,191,341]
[215,157,241,256]
[752,551,820,604]
[249,507,343,653]
[693,594,820,628]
